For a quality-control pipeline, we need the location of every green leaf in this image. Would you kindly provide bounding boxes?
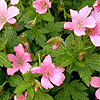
[55,80,89,100]
[8,75,25,87]
[0,52,12,68]
[0,89,10,100]
[33,91,54,100]
[85,54,100,72]
[41,13,54,22]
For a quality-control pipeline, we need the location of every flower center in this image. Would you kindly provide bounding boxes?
[45,70,51,77]
[41,2,47,8]
[0,16,6,23]
[77,20,83,28]
[17,58,23,65]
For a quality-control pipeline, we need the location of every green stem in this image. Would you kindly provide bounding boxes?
[47,8,51,14]
[60,39,66,47]
[38,53,41,66]
[0,81,8,89]
[5,26,7,38]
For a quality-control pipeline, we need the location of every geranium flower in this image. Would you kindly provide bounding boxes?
[33,0,51,14]
[14,92,28,100]
[89,11,100,46]
[64,6,96,36]
[10,0,19,5]
[90,76,100,100]
[0,0,19,30]
[31,55,65,89]
[7,44,32,76]
[93,0,100,11]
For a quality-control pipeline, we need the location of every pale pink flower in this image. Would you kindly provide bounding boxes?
[89,11,100,46]
[64,6,96,36]
[14,92,28,100]
[90,76,100,100]
[10,0,19,5]
[31,55,65,90]
[33,0,51,14]
[0,0,19,30]
[7,44,32,76]
[93,0,100,11]
[52,45,58,50]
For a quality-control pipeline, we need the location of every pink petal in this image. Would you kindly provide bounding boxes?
[43,55,52,64]
[79,6,92,18]
[0,0,7,16]
[25,92,28,97]
[89,34,100,47]
[46,0,51,8]
[7,6,19,19]
[41,75,54,89]
[90,76,100,88]
[50,71,65,86]
[7,67,18,76]
[10,0,19,5]
[31,67,42,74]
[20,63,32,74]
[7,18,16,24]
[64,22,74,30]
[36,7,47,14]
[56,66,65,72]
[52,45,58,50]
[14,44,25,58]
[96,88,100,99]
[23,52,32,62]
[7,54,17,63]
[16,95,25,100]
[74,28,86,36]
[70,9,78,18]
[84,16,96,28]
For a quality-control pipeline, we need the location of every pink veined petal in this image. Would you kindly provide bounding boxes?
[74,28,86,36]
[46,0,51,8]
[14,44,25,58]
[64,22,74,30]
[31,66,42,74]
[89,34,100,47]
[0,0,7,16]
[16,95,25,100]
[41,75,54,89]
[24,92,28,97]
[36,7,47,14]
[83,16,96,28]
[90,76,100,88]
[56,66,65,73]
[52,45,58,50]
[7,67,18,76]
[79,6,92,18]
[50,71,65,86]
[43,55,52,64]
[7,18,16,24]
[7,54,17,63]
[7,6,19,19]
[20,63,32,74]
[10,0,19,5]
[95,88,100,99]
[70,9,79,18]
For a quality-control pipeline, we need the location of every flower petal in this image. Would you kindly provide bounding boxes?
[79,6,92,18]
[31,67,42,74]
[7,54,17,63]
[74,28,86,36]
[96,88,100,99]
[90,76,100,88]
[89,34,100,47]
[14,44,25,58]
[7,6,19,19]
[0,0,7,16]
[64,22,74,30]
[41,75,54,89]
[70,9,78,18]
[23,52,32,62]
[50,71,65,86]
[43,55,52,64]
[84,16,96,28]
[10,0,19,5]
[20,63,32,74]
[56,65,65,73]
[7,18,16,24]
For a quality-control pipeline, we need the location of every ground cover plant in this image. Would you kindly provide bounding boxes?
[0,0,100,100]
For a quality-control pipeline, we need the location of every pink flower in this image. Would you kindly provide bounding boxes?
[14,92,28,100]
[52,45,58,50]
[64,6,96,36]
[31,55,65,89]
[33,0,51,14]
[93,0,100,11]
[7,44,32,76]
[90,76,100,100]
[0,0,19,30]
[10,0,19,5]
[89,11,100,46]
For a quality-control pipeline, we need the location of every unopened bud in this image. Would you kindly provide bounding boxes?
[52,40,61,50]
[47,37,56,44]
[27,17,36,27]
